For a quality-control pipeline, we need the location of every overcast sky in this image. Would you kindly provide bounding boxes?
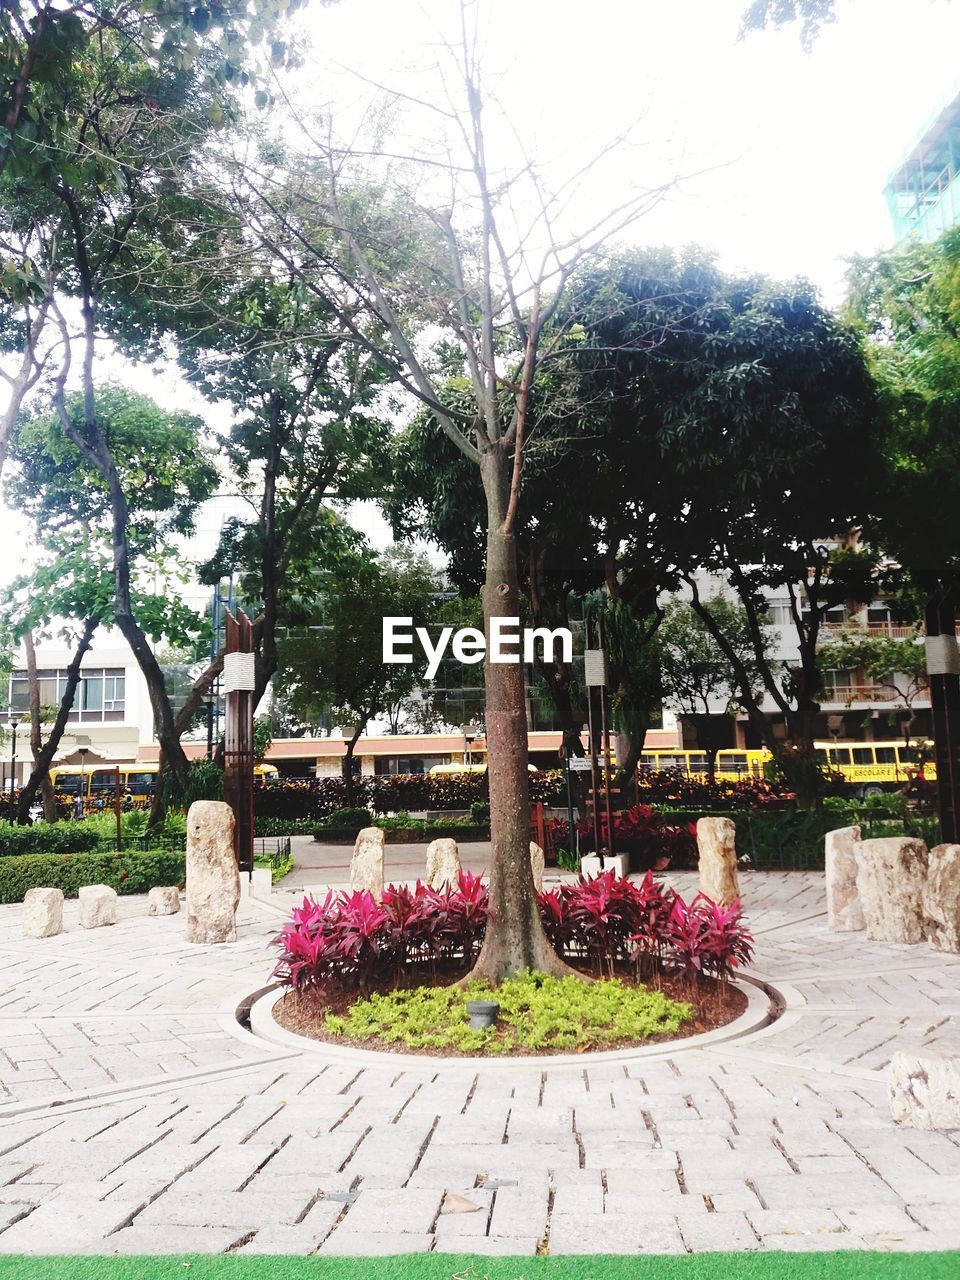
[4,0,960,586]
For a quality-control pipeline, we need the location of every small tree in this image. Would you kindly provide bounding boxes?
[276,546,438,804]
[239,13,672,978]
[818,628,928,744]
[659,595,770,780]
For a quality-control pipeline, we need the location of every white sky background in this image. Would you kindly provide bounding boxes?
[3,0,960,588]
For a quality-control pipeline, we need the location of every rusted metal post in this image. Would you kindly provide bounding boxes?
[114,765,122,852]
[924,592,960,844]
[223,609,255,875]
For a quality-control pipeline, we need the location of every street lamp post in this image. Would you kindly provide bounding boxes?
[8,717,19,821]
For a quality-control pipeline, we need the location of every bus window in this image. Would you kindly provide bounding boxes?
[721,752,748,774]
[814,748,828,763]
[829,748,852,766]
[54,772,82,795]
[91,770,117,793]
[852,747,875,765]
[687,754,708,772]
[126,772,156,794]
[639,754,656,769]
[875,747,896,764]
[657,755,685,771]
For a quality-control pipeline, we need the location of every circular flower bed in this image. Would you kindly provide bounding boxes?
[268,870,754,1057]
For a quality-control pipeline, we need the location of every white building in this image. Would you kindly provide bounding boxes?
[1,628,156,788]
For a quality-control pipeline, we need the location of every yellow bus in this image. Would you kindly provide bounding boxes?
[639,741,933,796]
[49,761,280,800]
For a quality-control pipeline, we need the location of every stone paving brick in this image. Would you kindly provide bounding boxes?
[761,1232,870,1252]
[676,1211,760,1252]
[337,1187,443,1236]
[134,1190,290,1230]
[235,1222,335,1254]
[319,1230,434,1256]
[85,1225,247,1255]
[436,1235,540,1256]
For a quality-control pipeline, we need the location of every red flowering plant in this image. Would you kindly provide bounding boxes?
[665,894,754,984]
[563,805,696,870]
[272,870,752,998]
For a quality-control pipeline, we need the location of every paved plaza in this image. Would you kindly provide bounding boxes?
[0,869,959,1257]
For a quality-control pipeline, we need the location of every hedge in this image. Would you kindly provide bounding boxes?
[0,821,103,858]
[253,771,566,821]
[654,806,939,871]
[0,850,186,904]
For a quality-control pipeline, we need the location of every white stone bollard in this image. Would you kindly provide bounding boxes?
[426,837,461,890]
[924,843,960,953]
[825,825,865,931]
[251,867,273,900]
[147,886,180,916]
[185,800,240,944]
[580,854,602,877]
[351,826,385,900]
[601,852,628,880]
[23,887,64,938]
[78,884,118,929]
[855,837,928,944]
[889,1051,960,1131]
[697,817,740,905]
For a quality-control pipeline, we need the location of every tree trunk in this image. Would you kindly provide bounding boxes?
[469,449,573,982]
[17,619,99,824]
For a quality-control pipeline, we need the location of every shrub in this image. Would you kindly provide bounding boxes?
[273,872,491,994]
[0,821,103,858]
[324,971,693,1054]
[635,768,791,810]
[254,770,565,822]
[547,805,695,868]
[0,850,186,904]
[322,807,374,829]
[272,869,749,995]
[665,895,754,982]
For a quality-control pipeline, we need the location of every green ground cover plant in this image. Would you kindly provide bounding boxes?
[323,970,693,1053]
[0,1250,955,1280]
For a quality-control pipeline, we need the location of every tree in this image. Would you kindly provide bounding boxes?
[237,17,671,979]
[276,545,437,803]
[4,386,214,817]
[0,0,306,477]
[659,595,771,780]
[817,628,928,742]
[0,0,313,792]
[121,253,394,716]
[846,227,960,834]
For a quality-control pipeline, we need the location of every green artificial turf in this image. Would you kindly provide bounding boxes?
[0,1252,956,1280]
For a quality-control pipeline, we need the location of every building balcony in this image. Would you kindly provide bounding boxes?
[820,684,930,708]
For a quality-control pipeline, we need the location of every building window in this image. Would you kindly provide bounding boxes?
[6,667,126,722]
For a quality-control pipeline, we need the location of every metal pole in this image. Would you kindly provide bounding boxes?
[585,612,601,858]
[114,766,122,852]
[924,591,960,843]
[598,631,614,856]
[223,608,255,876]
[8,720,17,820]
[564,737,576,858]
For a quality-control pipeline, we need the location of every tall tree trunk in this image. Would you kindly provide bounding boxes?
[22,631,59,823]
[17,619,99,824]
[469,450,572,982]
